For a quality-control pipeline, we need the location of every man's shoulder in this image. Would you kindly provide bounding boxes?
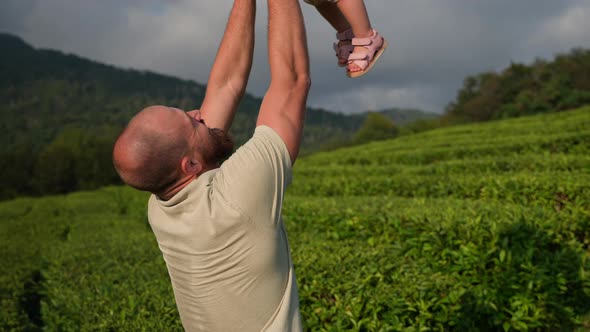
[246,125,292,167]
[149,170,217,210]
[254,125,286,146]
[218,125,292,177]
[211,125,292,223]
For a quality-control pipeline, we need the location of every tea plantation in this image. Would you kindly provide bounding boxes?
[1,107,589,331]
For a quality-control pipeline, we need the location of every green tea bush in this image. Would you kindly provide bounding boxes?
[1,106,589,330]
[284,197,590,331]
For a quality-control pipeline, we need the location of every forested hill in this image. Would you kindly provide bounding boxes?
[443,48,590,123]
[0,33,328,152]
[0,33,207,148]
[0,33,434,200]
[0,33,432,152]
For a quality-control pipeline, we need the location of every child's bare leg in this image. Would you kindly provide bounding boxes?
[337,0,372,35]
[336,0,374,73]
[314,2,353,67]
[315,2,350,33]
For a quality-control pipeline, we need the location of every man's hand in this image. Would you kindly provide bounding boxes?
[200,0,256,132]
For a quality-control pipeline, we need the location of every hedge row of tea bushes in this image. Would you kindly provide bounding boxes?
[285,107,590,330]
[0,188,179,331]
[285,197,590,331]
[1,106,589,331]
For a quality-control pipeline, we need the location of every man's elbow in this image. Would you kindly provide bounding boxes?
[270,72,311,96]
[285,73,311,94]
[296,74,312,93]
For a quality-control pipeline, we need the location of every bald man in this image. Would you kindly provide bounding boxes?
[112,0,310,331]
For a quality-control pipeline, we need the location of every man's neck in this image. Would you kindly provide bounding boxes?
[156,167,217,200]
[157,175,196,201]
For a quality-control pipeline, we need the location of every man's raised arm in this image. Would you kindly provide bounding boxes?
[200,0,256,132]
[257,0,311,164]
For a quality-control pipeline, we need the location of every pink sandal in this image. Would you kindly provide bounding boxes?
[347,29,387,78]
[334,29,354,67]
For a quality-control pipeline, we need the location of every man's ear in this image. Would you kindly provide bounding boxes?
[180,156,202,176]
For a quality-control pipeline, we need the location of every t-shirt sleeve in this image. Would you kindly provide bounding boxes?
[213,125,292,227]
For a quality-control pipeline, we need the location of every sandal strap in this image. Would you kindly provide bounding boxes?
[352,37,372,46]
[347,30,385,72]
[348,52,368,61]
[348,53,370,70]
[334,42,353,54]
[336,29,354,41]
[351,29,381,46]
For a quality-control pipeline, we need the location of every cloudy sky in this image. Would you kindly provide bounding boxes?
[2,0,590,114]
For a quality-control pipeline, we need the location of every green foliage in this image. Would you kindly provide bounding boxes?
[1,107,589,330]
[376,108,439,126]
[30,127,121,196]
[0,141,35,200]
[398,118,443,136]
[352,112,399,145]
[445,48,590,123]
[286,197,590,331]
[0,33,436,199]
[0,188,179,331]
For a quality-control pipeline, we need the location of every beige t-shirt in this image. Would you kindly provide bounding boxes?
[148,126,302,332]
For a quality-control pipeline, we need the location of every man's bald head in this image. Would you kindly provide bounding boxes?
[113,105,191,194]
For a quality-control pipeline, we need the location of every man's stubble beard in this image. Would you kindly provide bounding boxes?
[202,128,235,167]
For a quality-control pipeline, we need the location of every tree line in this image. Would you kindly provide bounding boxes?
[1,32,588,200]
[0,33,359,200]
[443,48,590,123]
[0,127,122,200]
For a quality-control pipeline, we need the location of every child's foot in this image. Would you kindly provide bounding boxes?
[334,29,354,67]
[347,29,387,78]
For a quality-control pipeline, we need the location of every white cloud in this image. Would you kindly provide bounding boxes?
[2,0,589,114]
[526,3,590,57]
[312,84,441,113]
[16,0,231,84]
[114,1,230,83]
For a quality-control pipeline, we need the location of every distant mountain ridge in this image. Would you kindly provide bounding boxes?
[0,32,436,152]
[0,32,437,200]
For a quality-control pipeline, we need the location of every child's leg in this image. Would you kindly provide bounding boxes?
[336,0,372,38]
[314,1,350,33]
[336,0,385,75]
[313,1,353,67]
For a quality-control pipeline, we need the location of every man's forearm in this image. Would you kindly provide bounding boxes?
[200,0,255,131]
[255,0,310,163]
[210,0,255,89]
[267,0,310,82]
